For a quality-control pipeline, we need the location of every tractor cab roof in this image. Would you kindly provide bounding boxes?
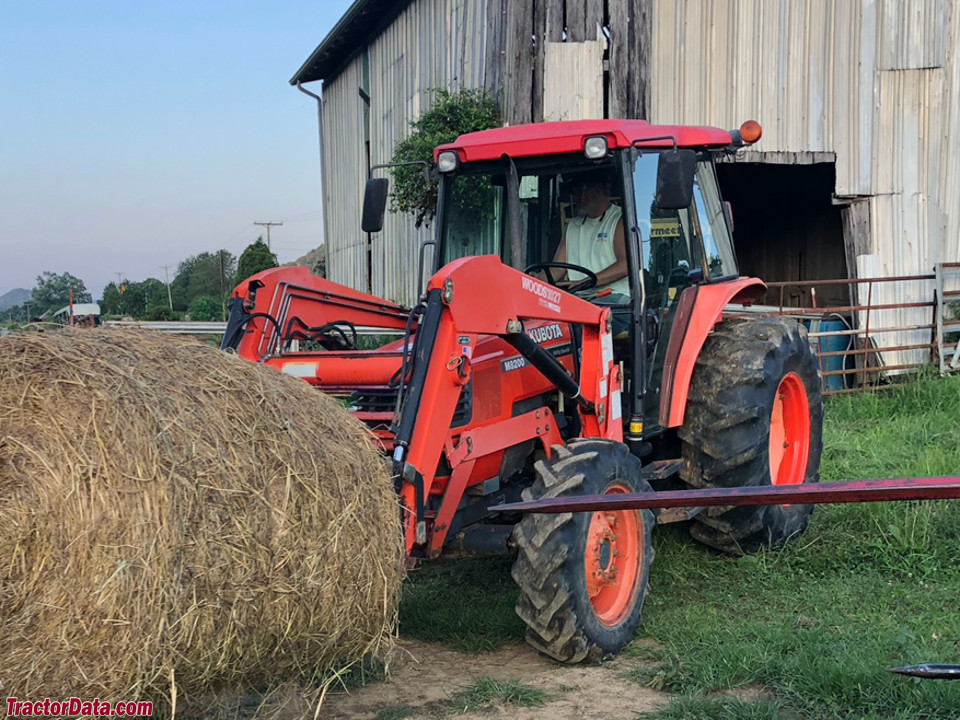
[434,119,735,164]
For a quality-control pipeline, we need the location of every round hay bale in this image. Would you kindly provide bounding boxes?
[0,328,404,713]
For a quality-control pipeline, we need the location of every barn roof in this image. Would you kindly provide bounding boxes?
[290,0,415,86]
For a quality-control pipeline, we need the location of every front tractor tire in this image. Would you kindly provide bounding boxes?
[511,439,655,663]
[679,315,824,554]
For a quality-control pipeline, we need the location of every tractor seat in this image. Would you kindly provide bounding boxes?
[610,308,660,352]
[610,305,633,341]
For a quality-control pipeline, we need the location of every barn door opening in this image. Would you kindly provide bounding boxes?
[716,161,848,308]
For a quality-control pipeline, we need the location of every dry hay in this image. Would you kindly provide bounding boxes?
[0,328,404,715]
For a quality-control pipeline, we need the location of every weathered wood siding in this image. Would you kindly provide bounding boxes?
[651,0,959,366]
[367,0,490,304]
[498,0,652,124]
[322,0,654,305]
[321,61,369,294]
[321,0,490,304]
[542,31,605,121]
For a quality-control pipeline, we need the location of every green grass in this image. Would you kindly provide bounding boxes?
[325,655,388,693]
[635,373,960,719]
[444,677,547,714]
[645,695,794,720]
[396,374,960,719]
[810,372,960,583]
[821,371,960,480]
[398,555,524,652]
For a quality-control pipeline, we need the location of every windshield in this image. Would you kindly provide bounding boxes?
[438,156,626,280]
[439,174,505,264]
[437,151,738,298]
[632,152,737,305]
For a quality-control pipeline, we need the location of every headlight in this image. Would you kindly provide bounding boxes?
[437,150,459,173]
[584,136,608,159]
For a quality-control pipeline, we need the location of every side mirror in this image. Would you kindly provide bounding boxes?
[361,178,389,233]
[655,150,697,210]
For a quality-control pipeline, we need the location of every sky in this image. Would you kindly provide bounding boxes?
[0,0,355,299]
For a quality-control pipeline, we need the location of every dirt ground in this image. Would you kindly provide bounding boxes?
[319,637,669,720]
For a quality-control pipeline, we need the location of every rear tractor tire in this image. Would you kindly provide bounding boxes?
[679,315,823,554]
[511,439,655,663]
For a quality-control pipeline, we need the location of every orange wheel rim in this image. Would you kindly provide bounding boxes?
[769,372,810,486]
[584,482,642,626]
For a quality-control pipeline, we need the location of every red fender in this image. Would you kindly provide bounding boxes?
[659,278,766,428]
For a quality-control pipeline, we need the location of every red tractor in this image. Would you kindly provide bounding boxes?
[221,119,822,662]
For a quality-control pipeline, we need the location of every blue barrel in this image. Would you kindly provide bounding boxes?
[817,319,850,391]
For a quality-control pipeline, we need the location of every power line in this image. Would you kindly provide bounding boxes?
[224,222,262,246]
[253,221,283,250]
[277,210,323,223]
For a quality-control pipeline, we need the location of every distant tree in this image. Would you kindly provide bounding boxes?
[99,278,168,319]
[100,282,123,316]
[1,304,21,325]
[236,237,278,284]
[116,280,142,318]
[171,251,236,311]
[312,244,327,278]
[30,271,92,317]
[147,305,179,321]
[187,295,222,321]
[130,278,168,317]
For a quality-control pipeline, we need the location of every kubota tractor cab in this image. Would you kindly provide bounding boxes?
[222,119,822,663]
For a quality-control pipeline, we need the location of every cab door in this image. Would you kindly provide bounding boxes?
[631,153,739,432]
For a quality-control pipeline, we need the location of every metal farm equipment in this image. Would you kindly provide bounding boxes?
[222,118,960,664]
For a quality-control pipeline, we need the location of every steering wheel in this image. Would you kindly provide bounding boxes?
[523,262,598,294]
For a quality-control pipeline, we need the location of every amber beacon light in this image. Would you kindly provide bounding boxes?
[739,120,762,144]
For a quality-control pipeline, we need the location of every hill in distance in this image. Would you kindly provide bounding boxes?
[0,288,30,310]
[287,245,326,276]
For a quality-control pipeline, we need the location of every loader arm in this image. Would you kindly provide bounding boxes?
[222,265,411,361]
[394,255,623,553]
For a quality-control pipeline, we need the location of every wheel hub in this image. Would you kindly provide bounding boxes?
[584,485,642,626]
[769,372,811,486]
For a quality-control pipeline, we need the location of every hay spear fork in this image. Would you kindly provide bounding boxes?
[491,475,960,680]
[490,476,960,515]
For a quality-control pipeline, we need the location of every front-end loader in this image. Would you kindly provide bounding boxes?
[221,119,825,662]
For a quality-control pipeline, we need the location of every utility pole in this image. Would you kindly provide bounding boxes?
[253,221,283,250]
[113,272,126,315]
[219,250,226,321]
[161,265,174,311]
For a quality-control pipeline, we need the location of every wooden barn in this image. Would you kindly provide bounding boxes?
[291,0,959,370]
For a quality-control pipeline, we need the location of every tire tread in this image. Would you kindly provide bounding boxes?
[511,442,655,662]
[680,316,824,554]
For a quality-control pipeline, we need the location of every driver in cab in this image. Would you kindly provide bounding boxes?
[549,169,630,333]
[551,170,629,300]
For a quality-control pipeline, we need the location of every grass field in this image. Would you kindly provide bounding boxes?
[399,373,960,719]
